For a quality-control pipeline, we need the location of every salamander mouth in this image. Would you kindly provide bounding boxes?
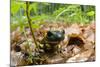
[47,41,60,45]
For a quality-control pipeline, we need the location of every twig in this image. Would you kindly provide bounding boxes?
[26,2,38,48]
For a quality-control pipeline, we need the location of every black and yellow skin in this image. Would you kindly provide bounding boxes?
[40,30,65,53]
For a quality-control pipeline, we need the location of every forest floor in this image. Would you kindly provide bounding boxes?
[11,22,95,66]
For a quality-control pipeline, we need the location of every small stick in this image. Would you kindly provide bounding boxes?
[26,2,38,48]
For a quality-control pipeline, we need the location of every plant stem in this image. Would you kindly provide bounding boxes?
[26,2,38,48]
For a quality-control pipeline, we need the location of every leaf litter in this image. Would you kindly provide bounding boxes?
[11,22,95,66]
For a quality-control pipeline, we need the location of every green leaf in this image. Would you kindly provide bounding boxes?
[30,3,38,15]
[32,24,40,29]
[11,1,20,15]
[31,16,41,21]
[11,1,25,15]
[87,11,95,16]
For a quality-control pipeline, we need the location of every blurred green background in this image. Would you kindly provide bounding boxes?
[11,0,95,31]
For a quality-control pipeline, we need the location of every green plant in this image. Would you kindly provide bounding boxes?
[11,1,95,31]
[26,2,38,49]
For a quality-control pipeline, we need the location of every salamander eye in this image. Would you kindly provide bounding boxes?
[47,31,53,37]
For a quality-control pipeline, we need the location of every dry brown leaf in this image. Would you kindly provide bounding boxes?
[65,25,81,36]
[66,49,94,62]
[84,42,95,50]
[72,46,81,55]
[86,33,95,43]
[11,51,23,66]
[46,54,65,64]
